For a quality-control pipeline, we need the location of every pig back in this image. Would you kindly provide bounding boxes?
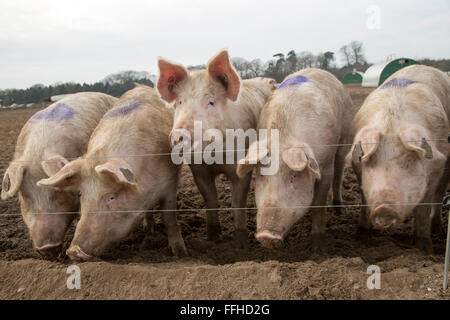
[14,92,117,162]
[89,86,174,159]
[383,65,450,120]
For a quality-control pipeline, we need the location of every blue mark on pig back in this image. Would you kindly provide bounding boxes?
[278,75,309,89]
[31,103,74,122]
[107,101,141,117]
[381,77,416,89]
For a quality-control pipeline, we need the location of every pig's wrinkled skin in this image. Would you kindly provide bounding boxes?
[1,92,117,258]
[38,85,187,260]
[237,69,355,252]
[348,65,450,253]
[156,50,275,248]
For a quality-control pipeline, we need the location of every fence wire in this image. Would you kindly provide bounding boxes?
[0,138,448,164]
[0,136,448,218]
[0,202,444,217]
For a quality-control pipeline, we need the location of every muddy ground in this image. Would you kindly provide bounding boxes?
[0,86,449,299]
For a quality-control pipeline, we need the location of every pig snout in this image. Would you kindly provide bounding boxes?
[169,128,189,148]
[36,242,63,258]
[370,205,399,229]
[255,230,284,248]
[66,245,92,261]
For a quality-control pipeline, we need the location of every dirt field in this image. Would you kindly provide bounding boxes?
[1,86,449,300]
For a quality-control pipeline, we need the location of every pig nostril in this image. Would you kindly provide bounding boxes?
[371,206,398,229]
[66,245,92,261]
[169,133,184,148]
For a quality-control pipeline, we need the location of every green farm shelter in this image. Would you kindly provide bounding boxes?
[362,58,418,87]
[342,70,364,84]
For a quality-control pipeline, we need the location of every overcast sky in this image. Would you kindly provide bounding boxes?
[1,0,449,89]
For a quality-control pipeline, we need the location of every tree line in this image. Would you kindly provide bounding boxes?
[0,71,154,106]
[1,41,449,106]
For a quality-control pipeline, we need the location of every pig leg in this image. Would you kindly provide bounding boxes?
[231,173,252,249]
[332,146,346,215]
[351,158,373,233]
[160,195,188,257]
[311,176,332,253]
[142,213,155,233]
[430,160,449,234]
[413,198,433,254]
[191,167,221,241]
[357,194,372,229]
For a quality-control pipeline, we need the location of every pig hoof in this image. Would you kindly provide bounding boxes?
[142,216,155,233]
[234,229,249,249]
[430,220,443,235]
[333,200,344,215]
[311,234,327,254]
[415,237,433,254]
[170,241,188,258]
[206,224,221,242]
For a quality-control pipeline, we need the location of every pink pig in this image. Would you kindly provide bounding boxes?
[237,68,355,252]
[348,65,450,253]
[38,85,187,260]
[157,50,275,248]
[1,92,117,258]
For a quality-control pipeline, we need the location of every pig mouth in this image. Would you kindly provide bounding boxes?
[255,230,284,248]
[36,242,63,258]
[370,205,400,229]
[66,245,92,261]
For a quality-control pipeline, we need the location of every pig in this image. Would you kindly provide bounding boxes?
[236,68,355,252]
[156,50,275,248]
[1,92,117,258]
[38,85,187,260]
[347,65,450,253]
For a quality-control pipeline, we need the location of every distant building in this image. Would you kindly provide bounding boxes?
[342,69,364,85]
[362,58,418,87]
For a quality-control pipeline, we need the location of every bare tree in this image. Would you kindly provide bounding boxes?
[339,45,352,67]
[297,51,315,69]
[349,41,366,65]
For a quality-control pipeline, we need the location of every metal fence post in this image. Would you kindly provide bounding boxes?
[444,195,450,290]
[444,132,450,290]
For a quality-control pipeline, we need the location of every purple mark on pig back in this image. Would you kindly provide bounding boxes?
[30,103,74,122]
[278,75,309,89]
[381,77,416,89]
[107,101,141,117]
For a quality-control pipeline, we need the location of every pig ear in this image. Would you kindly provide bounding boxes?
[350,127,380,164]
[207,50,241,101]
[157,58,189,103]
[95,160,137,188]
[37,159,83,191]
[282,145,321,180]
[399,127,444,160]
[267,78,277,90]
[41,154,69,177]
[236,139,268,178]
[1,162,25,200]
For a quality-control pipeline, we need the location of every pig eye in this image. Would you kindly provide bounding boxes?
[289,173,297,183]
[207,98,215,107]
